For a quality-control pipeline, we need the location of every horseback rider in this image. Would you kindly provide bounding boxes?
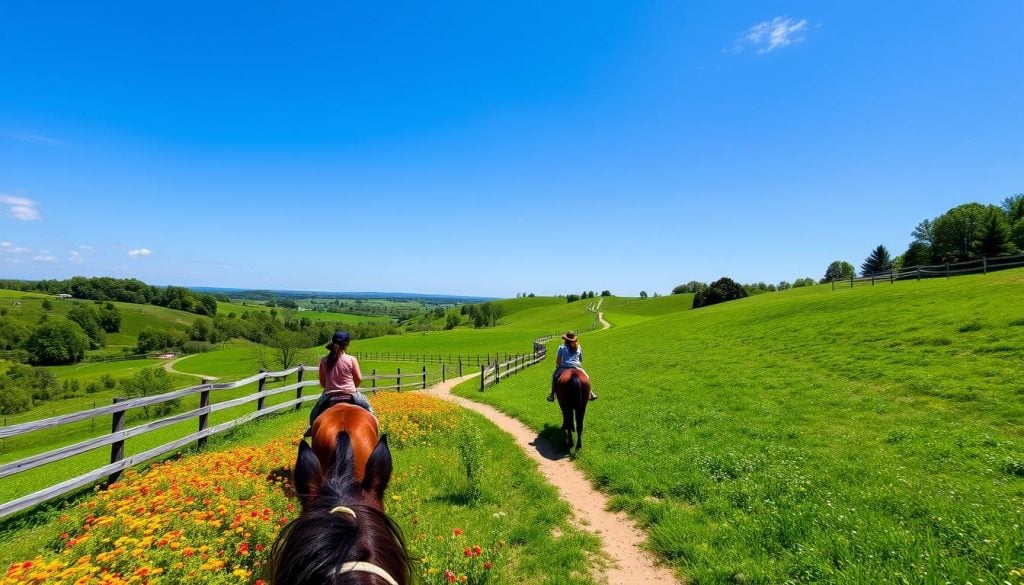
[307,331,373,433]
[547,331,597,402]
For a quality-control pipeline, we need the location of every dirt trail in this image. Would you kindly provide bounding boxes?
[162,354,220,381]
[595,298,611,330]
[422,375,681,585]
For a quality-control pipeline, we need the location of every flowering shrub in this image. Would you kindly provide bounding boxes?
[3,431,302,585]
[373,391,462,447]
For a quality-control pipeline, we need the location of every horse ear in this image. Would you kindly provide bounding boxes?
[293,440,323,503]
[362,434,393,499]
[328,431,355,478]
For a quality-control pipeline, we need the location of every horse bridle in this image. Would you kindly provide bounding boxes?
[334,561,399,585]
[329,507,400,585]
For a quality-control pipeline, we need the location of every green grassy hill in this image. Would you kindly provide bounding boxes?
[456,270,1024,583]
[0,288,200,350]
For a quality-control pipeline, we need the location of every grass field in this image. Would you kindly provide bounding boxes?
[455,270,1024,583]
[216,300,390,324]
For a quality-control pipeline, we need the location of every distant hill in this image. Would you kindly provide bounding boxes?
[190,286,493,305]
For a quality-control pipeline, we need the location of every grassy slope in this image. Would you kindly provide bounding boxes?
[0,289,201,350]
[455,270,1024,583]
[216,300,390,324]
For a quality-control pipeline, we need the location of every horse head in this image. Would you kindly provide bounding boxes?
[271,431,411,585]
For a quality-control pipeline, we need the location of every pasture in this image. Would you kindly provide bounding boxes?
[457,269,1024,583]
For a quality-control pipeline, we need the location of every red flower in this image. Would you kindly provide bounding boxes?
[464,548,472,557]
[484,561,493,570]
[445,570,456,583]
[453,528,463,536]
[472,545,482,556]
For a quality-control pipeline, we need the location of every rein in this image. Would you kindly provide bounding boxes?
[334,561,399,585]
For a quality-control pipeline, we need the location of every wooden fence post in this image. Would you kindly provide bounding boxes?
[917,266,922,281]
[422,366,427,389]
[458,356,463,377]
[890,270,894,285]
[257,369,267,411]
[198,379,211,448]
[983,256,988,274]
[480,364,485,391]
[108,397,126,485]
[442,362,446,383]
[946,262,950,278]
[396,368,401,392]
[295,366,304,411]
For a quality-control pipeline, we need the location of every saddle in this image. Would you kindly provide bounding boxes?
[556,368,590,386]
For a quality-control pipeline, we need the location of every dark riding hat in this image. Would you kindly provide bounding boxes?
[325,330,351,349]
[561,332,578,343]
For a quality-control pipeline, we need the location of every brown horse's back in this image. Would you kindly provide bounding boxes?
[311,403,379,481]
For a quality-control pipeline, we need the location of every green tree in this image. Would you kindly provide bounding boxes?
[0,318,31,351]
[41,299,53,311]
[639,291,648,300]
[932,203,992,261]
[672,281,707,295]
[268,330,308,370]
[66,303,106,348]
[900,241,933,268]
[823,261,855,282]
[119,368,176,417]
[974,208,1014,257]
[693,277,748,308]
[600,290,611,297]
[24,318,90,365]
[1002,193,1024,225]
[445,313,461,330]
[136,328,187,353]
[860,245,893,276]
[98,303,122,333]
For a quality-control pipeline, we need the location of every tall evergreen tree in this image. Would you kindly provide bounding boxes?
[974,208,1013,257]
[860,245,893,276]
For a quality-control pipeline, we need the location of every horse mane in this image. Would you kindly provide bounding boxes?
[270,473,411,584]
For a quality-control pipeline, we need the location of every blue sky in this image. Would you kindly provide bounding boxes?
[1,2,1021,297]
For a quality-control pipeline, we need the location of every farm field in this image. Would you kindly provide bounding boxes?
[216,299,390,324]
[455,269,1024,583]
[0,393,600,585]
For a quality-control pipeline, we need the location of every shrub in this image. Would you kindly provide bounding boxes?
[119,368,177,417]
[0,380,32,414]
[456,424,485,503]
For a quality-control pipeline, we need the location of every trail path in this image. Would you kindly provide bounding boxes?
[594,298,611,330]
[422,375,681,585]
[162,354,220,381]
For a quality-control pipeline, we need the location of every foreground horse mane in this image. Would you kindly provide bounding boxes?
[270,432,412,584]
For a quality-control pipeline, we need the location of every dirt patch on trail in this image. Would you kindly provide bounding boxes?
[422,376,682,585]
[162,355,220,381]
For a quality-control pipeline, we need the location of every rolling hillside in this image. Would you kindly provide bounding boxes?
[456,269,1024,583]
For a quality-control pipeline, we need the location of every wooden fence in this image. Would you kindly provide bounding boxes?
[350,351,512,369]
[829,253,1024,290]
[0,365,429,520]
[479,340,550,391]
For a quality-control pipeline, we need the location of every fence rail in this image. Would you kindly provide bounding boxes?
[0,364,431,520]
[829,253,1024,289]
[478,339,554,391]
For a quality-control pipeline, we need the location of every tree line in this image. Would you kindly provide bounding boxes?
[0,277,224,316]
[824,194,1024,280]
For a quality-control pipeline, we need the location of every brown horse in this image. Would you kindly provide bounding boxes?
[554,368,591,451]
[270,404,412,585]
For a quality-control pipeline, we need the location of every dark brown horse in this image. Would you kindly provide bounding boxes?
[554,368,591,451]
[270,404,411,585]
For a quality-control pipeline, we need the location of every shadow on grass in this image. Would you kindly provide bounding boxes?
[530,424,573,461]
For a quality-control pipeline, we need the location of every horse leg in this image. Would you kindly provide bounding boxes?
[574,406,585,450]
[560,403,574,450]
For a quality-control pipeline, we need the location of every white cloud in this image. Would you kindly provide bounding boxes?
[1,131,64,147]
[128,248,153,257]
[33,254,56,262]
[0,241,30,254]
[736,17,809,54]
[69,250,83,263]
[0,194,42,221]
